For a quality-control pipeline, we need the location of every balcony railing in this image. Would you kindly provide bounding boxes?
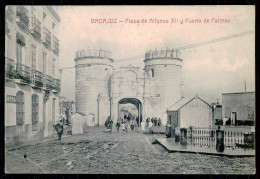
[45,75,54,89]
[31,70,44,87]
[31,17,41,37]
[53,78,61,92]
[53,36,59,53]
[16,6,29,27]
[6,6,14,16]
[15,63,31,83]
[5,57,15,78]
[43,27,51,46]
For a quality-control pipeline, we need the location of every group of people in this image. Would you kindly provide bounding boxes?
[116,118,139,132]
[146,117,161,127]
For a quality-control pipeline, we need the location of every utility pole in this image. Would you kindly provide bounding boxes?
[244,80,247,92]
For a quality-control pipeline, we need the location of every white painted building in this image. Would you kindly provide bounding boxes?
[5,6,61,141]
[167,96,214,129]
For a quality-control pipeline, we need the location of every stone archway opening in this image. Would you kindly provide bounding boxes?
[118,98,142,127]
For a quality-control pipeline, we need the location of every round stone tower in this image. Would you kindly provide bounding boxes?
[144,48,183,124]
[74,48,114,126]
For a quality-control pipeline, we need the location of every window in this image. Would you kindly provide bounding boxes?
[16,33,25,65]
[43,52,47,73]
[32,94,39,131]
[151,69,154,77]
[16,41,25,65]
[16,91,24,126]
[52,58,55,76]
[31,45,36,71]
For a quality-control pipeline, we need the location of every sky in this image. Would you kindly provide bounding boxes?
[57,6,255,103]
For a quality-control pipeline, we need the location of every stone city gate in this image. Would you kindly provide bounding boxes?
[75,48,183,126]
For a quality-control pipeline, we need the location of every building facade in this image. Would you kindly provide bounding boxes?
[75,48,183,126]
[167,96,214,129]
[222,92,255,126]
[5,6,61,141]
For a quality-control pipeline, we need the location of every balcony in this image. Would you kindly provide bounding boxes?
[16,6,29,28]
[45,75,54,90]
[53,78,61,92]
[31,17,41,38]
[5,57,15,79]
[53,36,59,53]
[43,27,51,46]
[31,70,44,87]
[15,63,31,83]
[6,6,14,18]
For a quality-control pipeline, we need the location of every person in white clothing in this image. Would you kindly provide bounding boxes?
[141,121,146,133]
[148,120,153,134]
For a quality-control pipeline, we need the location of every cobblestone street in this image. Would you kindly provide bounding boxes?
[5,127,255,174]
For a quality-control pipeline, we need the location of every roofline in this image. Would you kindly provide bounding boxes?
[167,96,212,111]
[197,96,212,108]
[222,91,255,95]
[167,97,185,110]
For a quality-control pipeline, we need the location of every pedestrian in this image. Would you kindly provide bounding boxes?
[151,117,154,126]
[55,120,64,141]
[134,120,138,132]
[105,116,110,129]
[158,118,161,126]
[125,122,128,132]
[148,120,153,134]
[146,117,149,126]
[136,117,139,127]
[130,120,135,132]
[121,122,126,132]
[116,120,121,132]
[141,121,146,133]
[127,115,131,122]
[108,118,113,133]
[154,117,157,126]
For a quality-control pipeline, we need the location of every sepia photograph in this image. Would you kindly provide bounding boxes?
[4,5,255,174]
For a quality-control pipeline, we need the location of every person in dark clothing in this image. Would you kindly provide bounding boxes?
[108,118,113,133]
[154,117,158,126]
[151,118,154,125]
[124,114,127,120]
[116,120,121,132]
[127,116,131,122]
[146,118,149,126]
[105,116,110,129]
[130,120,135,131]
[158,118,161,126]
[136,117,139,127]
[55,120,64,141]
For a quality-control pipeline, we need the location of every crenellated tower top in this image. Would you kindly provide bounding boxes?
[145,48,181,60]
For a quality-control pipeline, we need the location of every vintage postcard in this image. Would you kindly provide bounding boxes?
[5,5,255,174]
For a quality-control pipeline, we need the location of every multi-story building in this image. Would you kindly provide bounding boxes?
[5,6,61,141]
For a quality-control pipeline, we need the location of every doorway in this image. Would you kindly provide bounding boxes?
[231,112,237,125]
[118,98,142,127]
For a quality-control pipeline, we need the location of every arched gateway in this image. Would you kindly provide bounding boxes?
[74,48,183,126]
[118,98,142,126]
